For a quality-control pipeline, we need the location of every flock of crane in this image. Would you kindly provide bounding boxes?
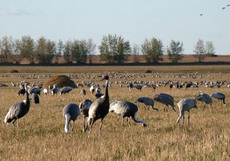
[1,72,228,134]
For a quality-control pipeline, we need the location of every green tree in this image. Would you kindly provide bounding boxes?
[0,36,14,63]
[141,38,163,63]
[46,40,56,64]
[35,37,47,64]
[63,41,73,64]
[167,40,184,63]
[194,39,206,62]
[71,40,88,64]
[99,34,130,63]
[55,40,64,63]
[18,36,35,64]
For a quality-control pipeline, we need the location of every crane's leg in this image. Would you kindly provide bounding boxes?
[223,98,226,105]
[151,105,159,111]
[83,116,86,132]
[188,111,190,126]
[99,118,104,136]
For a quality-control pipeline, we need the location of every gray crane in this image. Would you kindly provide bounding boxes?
[63,103,80,133]
[176,98,197,125]
[31,93,40,104]
[51,84,59,96]
[109,101,147,127]
[195,91,212,108]
[210,92,226,105]
[79,99,93,130]
[84,75,110,135]
[4,91,31,126]
[153,93,176,112]
[136,97,158,111]
[59,86,74,95]
[79,89,86,95]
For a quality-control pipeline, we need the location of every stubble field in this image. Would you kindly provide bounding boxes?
[0,65,230,161]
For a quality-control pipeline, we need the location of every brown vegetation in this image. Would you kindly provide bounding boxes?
[0,66,230,160]
[43,75,77,88]
[16,54,230,64]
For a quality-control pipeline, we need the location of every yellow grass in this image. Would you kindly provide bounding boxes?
[0,66,230,161]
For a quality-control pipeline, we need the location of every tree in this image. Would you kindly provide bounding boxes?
[99,34,130,63]
[205,41,215,56]
[132,44,140,63]
[141,38,163,63]
[0,36,16,63]
[54,40,64,64]
[167,40,184,63]
[63,41,73,64]
[194,39,206,62]
[87,39,96,64]
[18,36,35,64]
[35,37,47,64]
[71,40,88,64]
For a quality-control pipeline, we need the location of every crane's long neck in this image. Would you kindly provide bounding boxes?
[25,92,30,107]
[104,80,109,99]
[131,113,147,127]
[64,114,71,133]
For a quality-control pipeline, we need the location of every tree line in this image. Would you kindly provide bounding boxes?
[0,35,216,64]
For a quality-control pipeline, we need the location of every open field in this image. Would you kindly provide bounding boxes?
[0,66,230,161]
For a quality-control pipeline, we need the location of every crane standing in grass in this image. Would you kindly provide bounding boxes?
[4,91,31,126]
[136,97,158,111]
[84,75,110,135]
[109,101,147,127]
[63,103,80,133]
[210,92,226,105]
[79,99,93,130]
[176,98,197,125]
[153,93,176,112]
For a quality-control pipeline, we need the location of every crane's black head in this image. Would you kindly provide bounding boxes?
[102,75,109,81]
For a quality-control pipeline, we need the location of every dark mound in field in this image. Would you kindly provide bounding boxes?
[10,69,19,73]
[44,75,76,88]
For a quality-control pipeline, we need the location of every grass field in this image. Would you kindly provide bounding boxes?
[0,66,230,161]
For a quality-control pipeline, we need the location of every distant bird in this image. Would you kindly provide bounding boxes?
[79,89,86,95]
[59,86,73,95]
[195,91,212,107]
[153,93,176,112]
[51,84,59,96]
[133,85,143,91]
[84,75,110,134]
[63,103,80,133]
[31,93,39,104]
[43,88,49,95]
[4,91,30,126]
[27,86,41,95]
[90,85,96,94]
[210,92,226,105]
[136,97,158,111]
[227,4,230,7]
[0,83,8,87]
[109,101,147,127]
[222,7,226,10]
[95,92,104,99]
[79,99,93,130]
[200,13,203,16]
[18,88,26,95]
[176,98,197,125]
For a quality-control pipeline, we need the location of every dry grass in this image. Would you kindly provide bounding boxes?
[0,66,230,161]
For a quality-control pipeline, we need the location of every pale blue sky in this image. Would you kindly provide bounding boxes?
[0,0,229,54]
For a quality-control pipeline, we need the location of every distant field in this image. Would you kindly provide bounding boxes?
[1,65,230,73]
[0,66,230,160]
